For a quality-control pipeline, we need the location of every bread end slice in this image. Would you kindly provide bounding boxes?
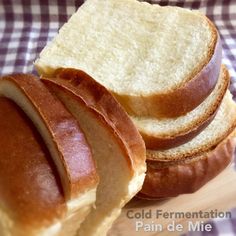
[0,97,97,236]
[0,74,98,206]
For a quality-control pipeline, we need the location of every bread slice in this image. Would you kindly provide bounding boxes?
[35,0,222,118]
[147,90,236,161]
[0,75,98,210]
[139,129,236,199]
[132,65,229,149]
[0,97,96,236]
[41,68,146,236]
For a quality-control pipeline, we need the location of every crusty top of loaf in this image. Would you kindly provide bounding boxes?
[35,0,217,96]
[0,74,98,201]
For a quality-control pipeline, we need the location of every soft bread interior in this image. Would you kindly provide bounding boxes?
[147,91,236,160]
[51,89,141,236]
[131,65,228,137]
[35,0,215,96]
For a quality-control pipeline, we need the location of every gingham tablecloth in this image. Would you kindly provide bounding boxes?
[0,0,236,235]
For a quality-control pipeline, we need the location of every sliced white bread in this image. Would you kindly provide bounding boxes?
[0,74,98,226]
[35,0,221,118]
[132,65,229,149]
[0,97,96,236]
[41,68,146,236]
[147,90,236,161]
[139,129,236,199]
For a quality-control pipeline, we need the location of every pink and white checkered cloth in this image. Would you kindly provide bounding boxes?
[0,0,236,235]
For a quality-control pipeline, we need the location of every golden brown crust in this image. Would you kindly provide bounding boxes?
[115,27,222,118]
[138,131,236,199]
[142,66,229,150]
[41,69,146,177]
[142,110,216,150]
[0,74,98,200]
[0,97,65,227]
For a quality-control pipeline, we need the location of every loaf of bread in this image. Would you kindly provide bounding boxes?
[0,75,98,235]
[34,0,236,202]
[1,0,234,232]
[42,68,146,236]
[35,0,221,118]
[0,65,146,236]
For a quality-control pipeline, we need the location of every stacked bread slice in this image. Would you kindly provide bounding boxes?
[35,0,222,120]
[141,90,236,198]
[131,66,229,149]
[35,0,236,201]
